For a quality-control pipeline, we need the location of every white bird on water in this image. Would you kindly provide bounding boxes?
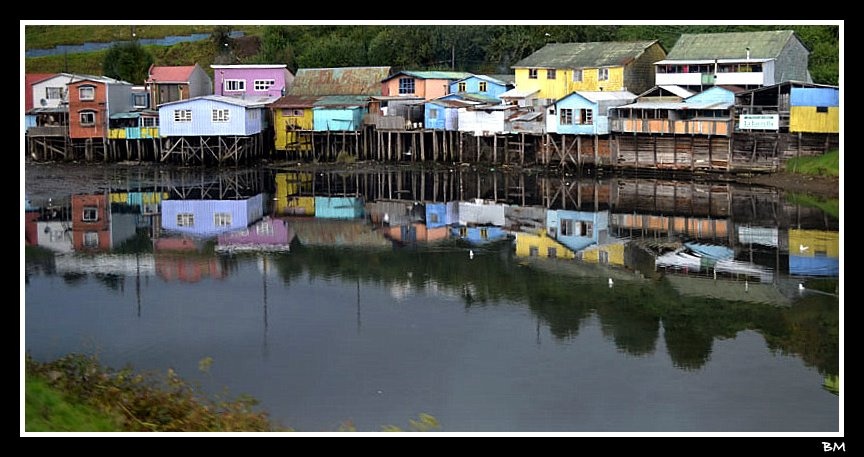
[469,249,474,259]
[799,283,806,292]
[608,278,614,288]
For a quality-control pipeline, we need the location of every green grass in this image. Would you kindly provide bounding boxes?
[24,25,264,50]
[784,149,839,177]
[26,375,122,432]
[786,192,839,219]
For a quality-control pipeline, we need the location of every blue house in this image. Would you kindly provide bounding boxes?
[314,196,365,219]
[161,194,265,236]
[546,91,635,135]
[425,201,459,228]
[449,75,513,101]
[451,225,509,245]
[158,95,267,137]
[546,209,609,252]
[424,98,476,130]
[312,95,369,131]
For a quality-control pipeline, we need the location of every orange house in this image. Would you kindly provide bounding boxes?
[381,71,472,101]
[71,194,111,250]
[67,76,133,139]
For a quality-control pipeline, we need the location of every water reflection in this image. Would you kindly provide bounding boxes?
[24,165,840,430]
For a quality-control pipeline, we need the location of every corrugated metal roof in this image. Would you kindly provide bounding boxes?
[574,90,637,102]
[160,95,268,108]
[382,71,473,82]
[313,95,371,107]
[72,75,132,85]
[452,74,510,86]
[665,30,797,60]
[147,65,197,83]
[500,88,539,98]
[427,99,479,108]
[269,94,321,108]
[655,58,771,65]
[370,95,425,101]
[110,110,158,119]
[488,74,516,84]
[211,64,288,69]
[657,85,695,98]
[289,67,391,96]
[617,100,733,110]
[509,111,543,122]
[512,40,659,69]
[452,92,502,104]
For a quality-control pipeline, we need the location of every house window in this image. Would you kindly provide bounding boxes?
[529,246,539,257]
[142,117,158,127]
[174,109,192,122]
[177,213,195,227]
[399,77,415,95]
[457,82,467,92]
[817,106,829,113]
[480,227,489,239]
[254,79,276,91]
[459,226,467,237]
[573,69,583,82]
[282,109,303,117]
[559,108,573,125]
[429,213,439,223]
[46,87,64,99]
[132,93,149,108]
[256,221,274,235]
[214,213,232,227]
[598,68,609,81]
[82,206,99,222]
[479,81,487,92]
[528,69,538,79]
[581,221,593,237]
[212,109,231,122]
[79,111,96,126]
[599,250,609,264]
[547,247,557,258]
[560,218,575,236]
[83,232,99,248]
[224,79,245,92]
[429,108,438,120]
[580,109,594,125]
[78,85,95,101]
[547,69,556,80]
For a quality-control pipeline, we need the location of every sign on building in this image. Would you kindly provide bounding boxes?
[739,114,779,130]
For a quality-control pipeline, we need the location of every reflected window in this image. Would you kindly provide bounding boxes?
[82,206,98,222]
[459,226,468,237]
[429,213,439,224]
[83,231,99,247]
[548,247,557,258]
[256,222,274,235]
[214,213,232,227]
[560,218,575,236]
[529,246,539,257]
[480,227,489,239]
[177,213,194,227]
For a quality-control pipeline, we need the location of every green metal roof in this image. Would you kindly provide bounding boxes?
[313,95,371,107]
[289,67,391,97]
[665,30,798,60]
[383,71,473,82]
[512,40,659,69]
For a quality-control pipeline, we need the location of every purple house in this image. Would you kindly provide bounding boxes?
[216,216,295,252]
[211,64,295,100]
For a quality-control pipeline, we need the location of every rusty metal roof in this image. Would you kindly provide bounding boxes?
[288,66,391,96]
[665,30,799,60]
[269,94,321,108]
[513,40,660,69]
[313,95,371,108]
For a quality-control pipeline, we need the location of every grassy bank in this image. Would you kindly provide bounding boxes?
[786,192,840,219]
[784,150,839,177]
[26,376,122,432]
[24,25,263,50]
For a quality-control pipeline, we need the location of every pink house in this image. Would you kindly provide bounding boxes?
[381,71,472,101]
[211,64,295,100]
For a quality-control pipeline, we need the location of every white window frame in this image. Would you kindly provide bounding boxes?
[46,87,64,99]
[83,232,99,248]
[82,206,99,222]
[78,85,95,101]
[256,221,274,235]
[224,79,246,92]
[214,212,233,227]
[573,69,583,82]
[598,68,609,81]
[254,79,276,92]
[177,213,195,227]
[580,108,594,125]
[174,109,192,123]
[132,92,149,108]
[212,109,231,123]
[528,69,538,79]
[398,77,415,95]
[79,111,96,126]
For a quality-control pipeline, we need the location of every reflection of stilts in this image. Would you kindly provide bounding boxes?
[262,255,269,358]
[356,277,361,334]
[136,253,141,318]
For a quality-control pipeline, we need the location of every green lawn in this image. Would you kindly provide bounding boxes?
[784,149,839,177]
[25,375,121,432]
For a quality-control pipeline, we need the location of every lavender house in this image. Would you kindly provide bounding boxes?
[216,217,295,252]
[211,64,295,100]
[161,194,265,236]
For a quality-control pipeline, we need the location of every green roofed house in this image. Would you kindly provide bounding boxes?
[655,30,812,90]
[381,71,474,100]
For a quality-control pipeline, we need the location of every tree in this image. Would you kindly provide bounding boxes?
[102,41,153,85]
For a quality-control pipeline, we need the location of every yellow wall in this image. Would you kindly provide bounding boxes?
[274,108,314,150]
[515,231,575,259]
[580,242,625,266]
[275,172,315,215]
[514,66,626,100]
[789,229,839,257]
[790,106,839,133]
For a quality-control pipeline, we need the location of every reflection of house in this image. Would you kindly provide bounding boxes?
[382,223,450,245]
[53,254,156,276]
[665,274,790,306]
[36,221,74,253]
[160,194,264,236]
[788,229,839,276]
[274,172,315,216]
[425,202,459,228]
[512,40,665,102]
[146,64,213,108]
[287,218,390,247]
[451,225,508,245]
[71,194,138,251]
[366,200,424,226]
[154,236,224,282]
[216,217,295,252]
[547,209,609,252]
[655,30,811,89]
[514,230,575,259]
[580,240,625,266]
[458,199,505,226]
[315,196,365,219]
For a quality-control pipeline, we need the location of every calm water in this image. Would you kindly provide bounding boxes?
[23,163,841,432]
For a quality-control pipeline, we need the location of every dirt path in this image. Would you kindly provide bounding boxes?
[739,172,840,199]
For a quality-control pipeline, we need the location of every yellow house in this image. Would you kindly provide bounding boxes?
[580,241,625,266]
[274,172,315,216]
[512,40,665,101]
[270,95,318,152]
[514,230,575,259]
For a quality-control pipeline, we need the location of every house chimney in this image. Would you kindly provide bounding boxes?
[746,47,751,60]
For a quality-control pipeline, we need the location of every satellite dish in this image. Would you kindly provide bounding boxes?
[39,98,47,107]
